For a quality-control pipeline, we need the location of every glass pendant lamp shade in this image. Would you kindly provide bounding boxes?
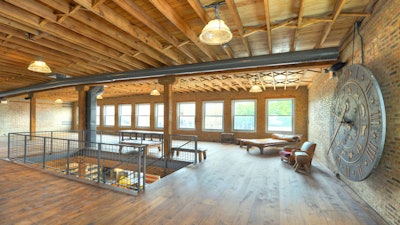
[150,89,160,96]
[55,99,63,104]
[199,19,232,45]
[249,84,262,93]
[28,60,52,73]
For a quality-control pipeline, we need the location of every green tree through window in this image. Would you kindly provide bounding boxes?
[267,99,294,132]
[233,100,256,131]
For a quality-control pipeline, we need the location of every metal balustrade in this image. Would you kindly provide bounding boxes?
[6,131,201,194]
[7,131,146,193]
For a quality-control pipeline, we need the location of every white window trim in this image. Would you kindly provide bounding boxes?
[118,104,132,127]
[154,103,164,130]
[135,103,151,128]
[232,99,257,132]
[177,102,196,130]
[202,101,224,132]
[103,105,115,127]
[266,98,295,133]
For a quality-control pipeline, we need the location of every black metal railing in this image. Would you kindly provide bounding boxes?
[6,131,202,193]
[7,131,147,193]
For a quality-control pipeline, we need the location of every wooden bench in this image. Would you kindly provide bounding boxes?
[171,147,207,162]
[119,140,162,154]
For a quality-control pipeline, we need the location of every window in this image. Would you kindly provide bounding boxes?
[103,105,115,126]
[177,102,196,130]
[232,100,256,131]
[155,103,164,129]
[266,98,294,132]
[96,105,100,126]
[119,104,132,127]
[203,101,223,131]
[136,103,150,128]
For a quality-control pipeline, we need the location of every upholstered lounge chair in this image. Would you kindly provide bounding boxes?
[279,141,317,173]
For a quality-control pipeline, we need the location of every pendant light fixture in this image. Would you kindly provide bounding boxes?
[199,1,232,45]
[249,78,262,93]
[55,98,63,104]
[150,89,160,96]
[150,81,160,96]
[28,57,52,73]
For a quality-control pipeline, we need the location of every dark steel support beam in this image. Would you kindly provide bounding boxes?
[0,48,338,98]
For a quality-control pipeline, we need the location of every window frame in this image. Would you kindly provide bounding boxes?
[103,105,115,127]
[96,105,100,126]
[135,103,151,128]
[177,102,196,130]
[232,99,256,132]
[202,101,224,132]
[118,104,132,127]
[154,103,164,129]
[266,98,295,133]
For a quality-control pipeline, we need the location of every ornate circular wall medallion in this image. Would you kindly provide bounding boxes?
[329,64,386,181]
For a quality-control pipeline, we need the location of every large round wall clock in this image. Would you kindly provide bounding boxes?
[329,64,386,181]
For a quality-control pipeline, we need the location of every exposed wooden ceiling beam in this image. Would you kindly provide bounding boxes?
[316,0,347,48]
[113,0,200,63]
[0,1,151,74]
[226,0,252,56]
[230,74,247,91]
[271,71,276,90]
[0,16,39,35]
[149,0,218,61]
[73,0,185,65]
[219,75,238,91]
[296,70,306,90]
[263,0,273,54]
[291,0,304,52]
[187,0,209,24]
[284,70,288,90]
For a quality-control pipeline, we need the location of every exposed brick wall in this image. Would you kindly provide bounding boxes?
[309,0,400,224]
[0,98,72,136]
[96,87,308,142]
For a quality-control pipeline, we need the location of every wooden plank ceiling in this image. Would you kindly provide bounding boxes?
[0,0,377,102]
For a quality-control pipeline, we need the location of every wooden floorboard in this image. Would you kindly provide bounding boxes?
[0,141,388,225]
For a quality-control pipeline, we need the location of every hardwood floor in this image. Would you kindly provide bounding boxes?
[0,141,387,225]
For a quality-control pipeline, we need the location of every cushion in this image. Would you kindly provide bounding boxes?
[279,150,292,157]
[294,151,309,157]
[271,133,299,142]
